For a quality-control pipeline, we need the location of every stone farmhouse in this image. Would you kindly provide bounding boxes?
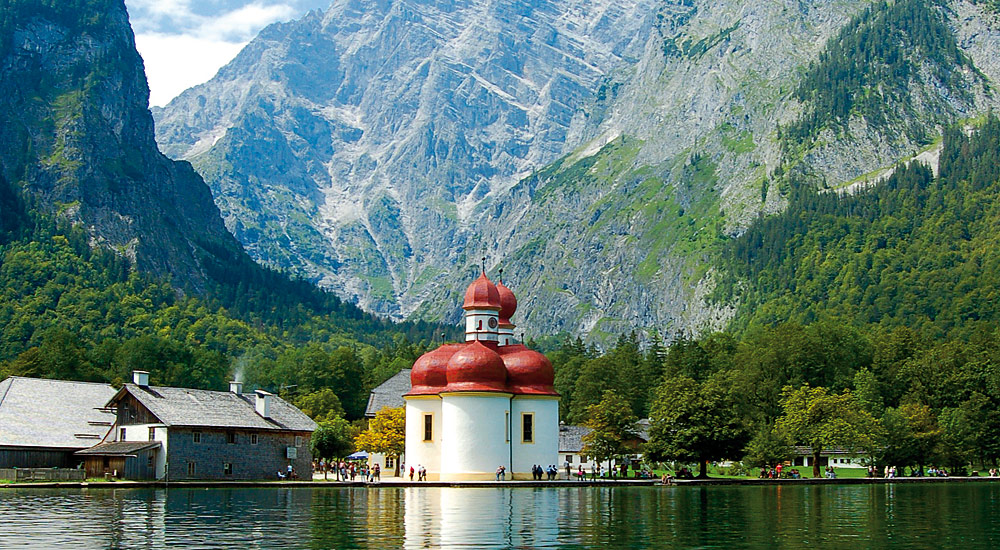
[78,371,317,480]
[1,373,317,481]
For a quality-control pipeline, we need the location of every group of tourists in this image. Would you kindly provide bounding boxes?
[407,464,427,481]
[759,464,802,479]
[867,465,958,478]
[277,464,298,480]
[531,464,558,480]
[313,459,382,481]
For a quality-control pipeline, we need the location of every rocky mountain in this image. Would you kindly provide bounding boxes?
[154,0,1000,340]
[0,0,247,292]
[153,0,657,318]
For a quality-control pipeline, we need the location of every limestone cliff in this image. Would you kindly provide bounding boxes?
[153,0,1000,339]
[0,0,248,291]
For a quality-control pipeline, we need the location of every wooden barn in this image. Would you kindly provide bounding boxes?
[0,377,116,469]
[76,441,160,479]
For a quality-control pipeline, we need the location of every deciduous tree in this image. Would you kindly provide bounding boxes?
[646,371,750,478]
[354,406,406,476]
[582,390,639,473]
[777,385,882,477]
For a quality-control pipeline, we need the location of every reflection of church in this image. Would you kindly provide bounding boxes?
[404,271,559,480]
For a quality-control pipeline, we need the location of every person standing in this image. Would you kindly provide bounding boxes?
[564,460,571,480]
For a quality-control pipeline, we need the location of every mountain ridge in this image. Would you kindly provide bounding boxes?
[154,0,1000,341]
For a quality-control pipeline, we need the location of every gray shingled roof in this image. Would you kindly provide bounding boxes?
[365,369,411,417]
[558,424,591,453]
[0,377,116,449]
[558,420,651,453]
[118,384,317,432]
[75,441,161,456]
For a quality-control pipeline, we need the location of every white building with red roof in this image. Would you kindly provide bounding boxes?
[404,271,559,480]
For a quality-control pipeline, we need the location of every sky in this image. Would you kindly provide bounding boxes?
[125,0,331,107]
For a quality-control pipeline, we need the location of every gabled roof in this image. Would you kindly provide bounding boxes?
[114,384,317,432]
[0,377,116,449]
[75,441,160,456]
[365,369,412,417]
[558,420,651,453]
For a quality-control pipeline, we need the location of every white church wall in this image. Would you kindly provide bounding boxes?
[404,396,442,479]
[440,393,511,480]
[511,397,559,479]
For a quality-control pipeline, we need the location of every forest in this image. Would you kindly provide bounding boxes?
[553,116,1000,475]
[0,175,450,420]
[781,0,972,153]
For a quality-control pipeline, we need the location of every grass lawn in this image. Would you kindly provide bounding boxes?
[648,466,873,480]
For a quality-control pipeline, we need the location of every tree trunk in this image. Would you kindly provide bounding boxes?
[812,450,821,478]
[698,460,708,479]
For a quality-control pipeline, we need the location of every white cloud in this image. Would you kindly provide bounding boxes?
[136,33,247,107]
[126,1,309,106]
[206,4,297,40]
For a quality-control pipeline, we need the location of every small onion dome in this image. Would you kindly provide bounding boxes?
[462,272,501,310]
[444,340,509,393]
[407,344,463,395]
[496,280,517,326]
[499,345,557,396]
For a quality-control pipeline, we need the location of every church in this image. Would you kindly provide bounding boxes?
[404,271,559,480]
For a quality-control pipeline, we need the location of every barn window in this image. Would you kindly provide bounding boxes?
[295,436,303,447]
[187,462,196,476]
[192,432,201,443]
[119,428,126,441]
[148,427,155,441]
[223,463,233,476]
[250,433,259,445]
[227,432,238,444]
[147,455,154,469]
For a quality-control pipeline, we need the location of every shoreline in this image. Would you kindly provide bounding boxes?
[1,476,996,490]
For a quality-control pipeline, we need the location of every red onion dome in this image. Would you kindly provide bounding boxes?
[444,341,509,393]
[407,344,462,395]
[499,345,557,396]
[462,272,501,310]
[496,280,517,326]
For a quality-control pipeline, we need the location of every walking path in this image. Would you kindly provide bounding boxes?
[3,475,995,489]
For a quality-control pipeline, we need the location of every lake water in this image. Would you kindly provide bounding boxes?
[1,483,999,549]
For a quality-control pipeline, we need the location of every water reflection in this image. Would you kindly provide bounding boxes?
[2,483,1000,549]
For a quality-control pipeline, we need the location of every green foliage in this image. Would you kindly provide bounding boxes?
[0,214,443,418]
[662,22,740,60]
[777,385,883,477]
[646,371,750,477]
[722,116,1000,338]
[879,403,941,469]
[582,390,640,468]
[742,425,793,469]
[558,332,660,423]
[783,0,971,150]
[294,389,346,423]
[311,417,356,461]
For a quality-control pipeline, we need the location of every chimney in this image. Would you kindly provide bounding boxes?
[255,390,272,419]
[133,370,149,387]
[229,381,243,394]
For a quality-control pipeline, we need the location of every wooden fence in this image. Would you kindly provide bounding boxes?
[0,468,86,482]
